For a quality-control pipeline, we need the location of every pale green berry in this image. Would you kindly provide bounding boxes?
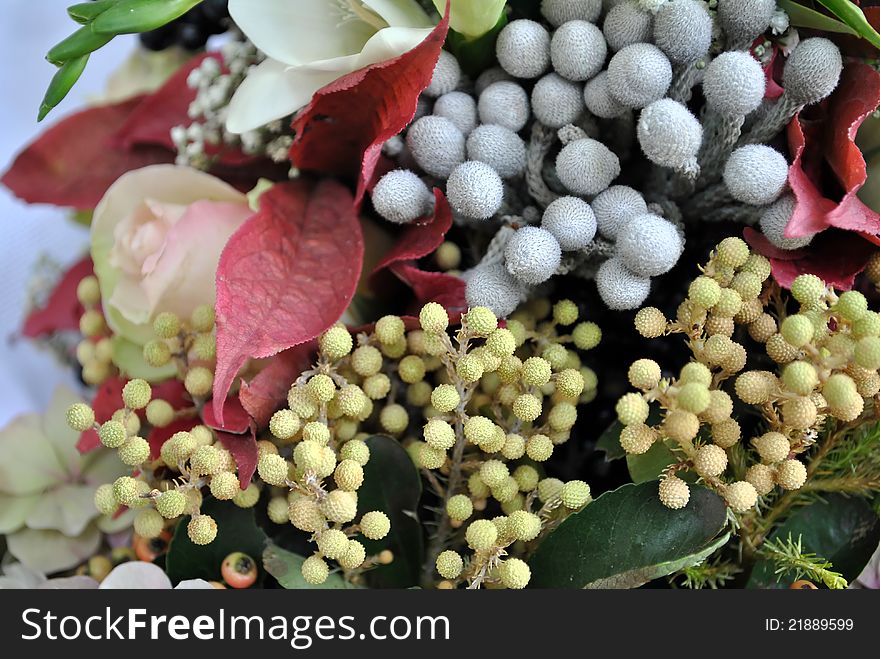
[76,275,101,306]
[265,496,288,525]
[191,334,216,361]
[209,471,240,501]
[143,339,172,367]
[79,309,105,337]
[714,288,743,318]
[480,460,509,488]
[257,453,289,487]
[360,511,391,540]
[465,306,498,336]
[380,336,408,359]
[537,477,564,502]
[189,304,215,332]
[339,439,370,466]
[302,421,330,445]
[498,558,530,589]
[735,370,776,404]
[436,550,463,579]
[572,321,601,349]
[835,291,868,322]
[775,458,807,490]
[443,493,471,521]
[99,420,127,449]
[664,409,700,442]
[118,436,150,466]
[145,399,174,428]
[419,302,449,334]
[780,315,813,348]
[724,480,758,513]
[715,237,749,269]
[823,373,859,409]
[549,402,577,431]
[289,497,325,532]
[616,393,649,425]
[522,357,552,386]
[156,489,186,519]
[658,475,690,509]
[336,384,368,418]
[320,490,358,523]
[187,514,218,545]
[492,476,519,503]
[338,539,366,570]
[320,325,353,361]
[380,404,409,435]
[486,328,516,357]
[425,419,457,450]
[730,271,762,300]
[526,434,554,461]
[190,445,222,477]
[302,555,330,584]
[854,337,880,370]
[560,480,591,509]
[628,359,661,390]
[790,274,825,306]
[781,361,819,395]
[502,433,526,460]
[153,312,181,339]
[399,355,426,383]
[134,508,165,539]
[94,483,118,516]
[456,354,484,383]
[184,366,214,398]
[506,318,528,346]
[677,382,711,414]
[512,393,542,422]
[305,374,334,404]
[693,444,728,477]
[269,409,300,441]
[753,431,790,463]
[316,529,349,559]
[431,384,461,413]
[361,373,390,400]
[620,423,656,454]
[507,510,541,541]
[375,315,406,345]
[465,519,498,551]
[512,465,539,492]
[541,343,568,371]
[853,311,880,339]
[689,276,721,308]
[351,345,383,376]
[634,307,666,338]
[66,403,95,432]
[556,368,585,398]
[335,459,364,491]
[553,299,579,325]
[232,482,260,508]
[468,472,490,499]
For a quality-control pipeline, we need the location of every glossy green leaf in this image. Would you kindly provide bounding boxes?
[47,25,113,65]
[92,0,203,35]
[778,1,858,35]
[595,419,627,461]
[748,494,880,588]
[529,482,729,588]
[38,55,90,121]
[817,0,880,49]
[263,545,359,589]
[165,498,268,585]
[357,435,424,588]
[626,439,685,484]
[68,0,117,24]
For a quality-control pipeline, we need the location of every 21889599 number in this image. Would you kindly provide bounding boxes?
[765,619,854,631]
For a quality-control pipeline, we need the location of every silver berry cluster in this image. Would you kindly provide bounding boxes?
[369,0,844,315]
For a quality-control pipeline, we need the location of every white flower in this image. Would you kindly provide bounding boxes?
[226,0,435,133]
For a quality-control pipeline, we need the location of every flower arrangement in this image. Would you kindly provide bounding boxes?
[2,0,880,591]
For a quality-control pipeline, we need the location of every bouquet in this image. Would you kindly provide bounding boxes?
[2,0,880,592]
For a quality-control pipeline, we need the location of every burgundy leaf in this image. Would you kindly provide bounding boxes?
[216,429,258,490]
[23,256,92,338]
[373,189,452,274]
[202,396,251,434]
[239,343,315,428]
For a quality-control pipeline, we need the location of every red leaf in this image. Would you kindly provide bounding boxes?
[202,396,252,434]
[216,429,258,490]
[151,379,191,411]
[373,189,452,274]
[785,112,838,239]
[212,179,363,424]
[389,262,466,321]
[147,418,197,460]
[22,256,92,338]
[290,10,450,205]
[1,97,173,210]
[239,343,315,428]
[745,227,875,289]
[762,45,784,100]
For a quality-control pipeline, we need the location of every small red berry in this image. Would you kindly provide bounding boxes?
[221,552,258,589]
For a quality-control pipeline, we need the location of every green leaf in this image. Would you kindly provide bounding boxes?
[626,439,684,484]
[357,435,424,588]
[165,498,268,585]
[529,482,729,588]
[263,544,360,589]
[748,494,880,588]
[778,0,858,35]
[92,0,203,35]
[68,0,118,24]
[446,13,507,77]
[816,0,880,49]
[38,54,90,121]
[47,25,113,65]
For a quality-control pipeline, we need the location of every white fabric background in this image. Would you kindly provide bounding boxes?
[0,2,134,426]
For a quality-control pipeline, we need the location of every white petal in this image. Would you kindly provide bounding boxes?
[363,0,432,28]
[38,576,100,589]
[226,57,357,134]
[0,493,40,534]
[356,26,433,67]
[100,562,172,589]
[7,526,101,574]
[175,579,217,590]
[229,0,375,65]
[25,484,98,537]
[0,413,64,496]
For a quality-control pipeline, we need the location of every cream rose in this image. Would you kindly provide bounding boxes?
[91,165,253,378]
